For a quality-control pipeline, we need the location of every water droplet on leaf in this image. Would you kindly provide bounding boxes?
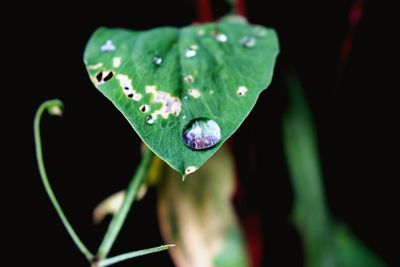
[182,119,221,150]
[184,48,197,58]
[253,26,267,37]
[185,166,197,175]
[184,75,194,83]
[145,115,155,125]
[215,32,228,42]
[240,36,256,48]
[237,86,248,96]
[100,40,116,52]
[152,56,163,66]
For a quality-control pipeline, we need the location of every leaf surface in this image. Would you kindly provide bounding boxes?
[84,17,279,174]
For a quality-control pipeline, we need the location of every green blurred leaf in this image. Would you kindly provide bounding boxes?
[84,17,279,175]
[333,225,387,267]
[157,145,249,267]
[283,72,387,267]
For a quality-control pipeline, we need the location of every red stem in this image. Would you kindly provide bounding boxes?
[235,0,247,17]
[338,0,364,73]
[196,0,213,22]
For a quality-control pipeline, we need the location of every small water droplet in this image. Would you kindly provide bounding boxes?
[240,36,256,48]
[182,118,221,150]
[197,29,205,36]
[184,75,194,83]
[188,88,201,98]
[113,57,121,68]
[184,48,197,58]
[145,115,155,125]
[237,86,248,96]
[214,32,228,42]
[253,26,267,37]
[152,56,163,66]
[182,115,187,120]
[100,40,116,52]
[183,95,188,100]
[185,166,197,175]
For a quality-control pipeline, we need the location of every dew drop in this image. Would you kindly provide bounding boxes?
[188,88,200,98]
[145,115,155,125]
[152,56,163,66]
[240,36,256,48]
[237,86,248,96]
[215,32,228,42]
[184,48,197,58]
[113,57,121,68]
[185,166,197,175]
[197,28,206,36]
[100,40,116,52]
[184,75,194,83]
[253,26,267,37]
[182,118,221,150]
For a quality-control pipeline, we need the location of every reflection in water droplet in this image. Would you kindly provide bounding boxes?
[184,48,197,58]
[152,56,163,66]
[145,115,155,125]
[240,36,256,48]
[182,119,221,150]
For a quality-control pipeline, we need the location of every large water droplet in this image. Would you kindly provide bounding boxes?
[152,56,163,66]
[240,36,256,48]
[182,119,221,150]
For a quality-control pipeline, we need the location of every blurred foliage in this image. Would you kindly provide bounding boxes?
[157,145,249,267]
[283,72,387,267]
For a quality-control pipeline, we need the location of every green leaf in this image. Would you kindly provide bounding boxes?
[84,17,279,175]
[157,145,249,267]
[333,225,387,267]
[283,72,387,267]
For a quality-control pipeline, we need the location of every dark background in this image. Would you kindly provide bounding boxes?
[9,0,397,266]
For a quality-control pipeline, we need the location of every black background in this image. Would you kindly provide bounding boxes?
[8,0,397,266]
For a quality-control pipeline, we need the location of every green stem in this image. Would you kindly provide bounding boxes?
[283,72,335,267]
[34,99,94,261]
[96,245,175,267]
[97,148,154,258]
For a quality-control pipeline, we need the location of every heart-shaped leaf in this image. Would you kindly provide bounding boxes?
[84,16,279,175]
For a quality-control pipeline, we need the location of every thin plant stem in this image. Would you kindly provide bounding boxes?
[34,99,94,261]
[96,245,175,267]
[97,148,154,258]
